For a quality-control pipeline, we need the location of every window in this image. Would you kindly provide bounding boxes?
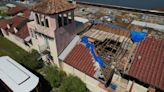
[35,14,40,24]
[41,21,44,26]
[40,15,45,26]
[45,18,49,27]
[58,14,62,27]
[63,13,68,26]
[68,12,72,23]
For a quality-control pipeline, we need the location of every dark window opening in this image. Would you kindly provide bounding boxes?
[68,12,72,24]
[58,14,62,27]
[64,16,68,26]
[41,21,44,26]
[68,18,72,24]
[24,41,30,47]
[29,39,32,45]
[45,19,49,27]
[35,14,40,24]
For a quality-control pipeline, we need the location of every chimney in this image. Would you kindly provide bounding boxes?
[14,27,18,33]
[7,24,10,29]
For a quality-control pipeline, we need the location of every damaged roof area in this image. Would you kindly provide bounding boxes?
[83,23,133,71]
[128,36,164,90]
[63,23,135,85]
[83,24,130,42]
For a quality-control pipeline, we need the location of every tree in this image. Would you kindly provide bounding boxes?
[20,50,43,70]
[59,75,87,92]
[40,65,66,88]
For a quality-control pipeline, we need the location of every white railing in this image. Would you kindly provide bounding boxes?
[39,44,49,53]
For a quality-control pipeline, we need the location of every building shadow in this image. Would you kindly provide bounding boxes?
[21,64,52,92]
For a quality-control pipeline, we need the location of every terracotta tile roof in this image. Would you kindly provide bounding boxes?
[31,0,76,14]
[7,5,26,15]
[1,16,29,39]
[22,9,30,18]
[15,25,29,39]
[0,20,10,29]
[128,37,164,90]
[11,16,28,28]
[64,43,96,77]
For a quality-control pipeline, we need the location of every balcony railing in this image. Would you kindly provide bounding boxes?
[38,44,49,53]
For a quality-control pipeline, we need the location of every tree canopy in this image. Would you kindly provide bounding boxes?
[40,65,66,88]
[20,50,43,70]
[59,75,87,92]
[40,65,87,92]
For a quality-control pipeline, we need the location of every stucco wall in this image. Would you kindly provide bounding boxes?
[1,29,31,52]
[62,62,107,92]
[55,22,76,54]
[48,38,60,67]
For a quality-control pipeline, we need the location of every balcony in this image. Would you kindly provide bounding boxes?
[38,44,50,53]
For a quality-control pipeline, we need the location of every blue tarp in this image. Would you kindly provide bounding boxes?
[131,31,147,42]
[81,36,105,68]
[92,21,147,43]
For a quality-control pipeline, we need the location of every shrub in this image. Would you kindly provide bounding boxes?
[40,65,66,88]
[20,50,43,70]
[59,75,87,92]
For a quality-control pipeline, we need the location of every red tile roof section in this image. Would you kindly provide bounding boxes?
[8,5,26,15]
[15,25,29,39]
[0,20,11,29]
[0,16,29,39]
[23,9,30,18]
[64,43,96,77]
[11,16,27,28]
[128,37,164,90]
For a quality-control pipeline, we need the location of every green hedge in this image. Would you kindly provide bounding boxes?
[39,65,88,92]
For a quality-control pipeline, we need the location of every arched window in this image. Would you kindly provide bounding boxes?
[35,14,40,24]
[58,14,62,27]
[45,18,49,27]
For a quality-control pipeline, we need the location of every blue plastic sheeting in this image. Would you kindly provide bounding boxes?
[92,21,147,43]
[111,83,117,90]
[131,31,147,42]
[81,36,105,68]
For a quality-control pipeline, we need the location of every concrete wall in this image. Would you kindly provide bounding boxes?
[1,29,31,52]
[62,62,108,92]
[48,38,60,67]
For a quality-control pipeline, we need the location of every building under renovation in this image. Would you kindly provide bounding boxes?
[1,0,163,92]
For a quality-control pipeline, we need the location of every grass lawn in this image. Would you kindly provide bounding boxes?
[0,36,52,91]
[0,36,28,63]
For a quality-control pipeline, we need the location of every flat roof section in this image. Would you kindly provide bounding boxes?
[0,56,39,92]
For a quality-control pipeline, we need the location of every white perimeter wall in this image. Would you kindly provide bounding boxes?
[62,62,108,92]
[1,29,31,52]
